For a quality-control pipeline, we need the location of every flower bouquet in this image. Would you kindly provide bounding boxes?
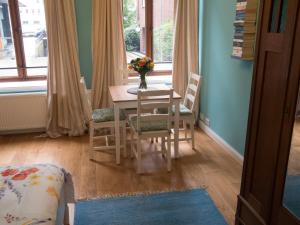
[128,57,155,89]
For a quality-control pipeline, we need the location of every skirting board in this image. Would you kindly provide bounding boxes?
[0,128,46,135]
[198,120,244,164]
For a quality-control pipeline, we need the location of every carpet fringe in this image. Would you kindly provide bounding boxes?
[77,185,208,202]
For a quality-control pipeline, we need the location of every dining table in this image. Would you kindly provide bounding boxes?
[109,84,182,164]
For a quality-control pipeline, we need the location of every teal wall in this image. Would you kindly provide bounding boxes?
[199,0,253,155]
[75,0,92,88]
[73,0,253,155]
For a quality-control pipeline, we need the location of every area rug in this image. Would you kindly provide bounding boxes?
[283,175,300,218]
[74,189,227,225]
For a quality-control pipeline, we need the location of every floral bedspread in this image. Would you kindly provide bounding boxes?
[0,164,66,225]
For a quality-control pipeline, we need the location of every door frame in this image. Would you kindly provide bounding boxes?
[236,0,300,224]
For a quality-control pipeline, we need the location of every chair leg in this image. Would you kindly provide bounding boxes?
[183,120,188,141]
[167,135,172,172]
[130,129,134,159]
[89,123,94,159]
[137,139,142,174]
[191,120,195,150]
[161,137,166,153]
[122,124,127,158]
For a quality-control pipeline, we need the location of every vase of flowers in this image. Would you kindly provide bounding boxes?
[128,57,155,89]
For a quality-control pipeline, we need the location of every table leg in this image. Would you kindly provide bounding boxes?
[174,100,180,158]
[114,104,121,164]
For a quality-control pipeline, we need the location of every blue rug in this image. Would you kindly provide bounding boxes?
[283,175,300,218]
[74,189,227,225]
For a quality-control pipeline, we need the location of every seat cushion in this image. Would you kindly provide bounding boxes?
[157,104,192,116]
[92,108,126,123]
[130,116,168,132]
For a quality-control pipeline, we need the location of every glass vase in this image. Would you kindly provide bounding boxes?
[139,73,147,89]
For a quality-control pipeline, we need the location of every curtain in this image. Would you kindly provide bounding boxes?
[92,0,128,109]
[45,0,86,138]
[172,0,199,112]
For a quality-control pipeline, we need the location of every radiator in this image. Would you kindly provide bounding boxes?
[0,93,47,133]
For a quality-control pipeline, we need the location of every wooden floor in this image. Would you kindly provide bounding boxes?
[288,118,300,175]
[0,128,242,224]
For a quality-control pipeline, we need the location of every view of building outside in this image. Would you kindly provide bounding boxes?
[123,0,174,70]
[19,0,48,76]
[0,0,47,77]
[0,0,18,77]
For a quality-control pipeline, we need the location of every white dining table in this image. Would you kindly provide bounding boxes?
[109,84,182,164]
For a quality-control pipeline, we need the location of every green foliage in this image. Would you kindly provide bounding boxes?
[123,0,140,52]
[123,0,137,30]
[153,21,174,62]
[123,0,174,62]
[125,28,140,52]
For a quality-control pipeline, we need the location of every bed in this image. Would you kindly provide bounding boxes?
[0,164,74,225]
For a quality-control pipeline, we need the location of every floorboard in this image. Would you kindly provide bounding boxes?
[0,128,242,225]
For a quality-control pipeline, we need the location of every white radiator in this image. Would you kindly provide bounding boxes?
[0,93,47,133]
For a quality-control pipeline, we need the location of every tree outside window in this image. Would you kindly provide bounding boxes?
[123,0,174,73]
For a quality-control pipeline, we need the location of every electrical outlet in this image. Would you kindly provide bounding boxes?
[204,117,210,127]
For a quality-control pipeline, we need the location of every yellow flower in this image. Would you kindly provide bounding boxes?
[47,175,54,181]
[30,181,40,186]
[30,174,40,180]
[150,62,155,69]
[47,186,59,200]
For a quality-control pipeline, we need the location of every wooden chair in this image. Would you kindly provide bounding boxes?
[180,72,202,149]
[156,72,202,149]
[129,89,174,174]
[79,77,127,163]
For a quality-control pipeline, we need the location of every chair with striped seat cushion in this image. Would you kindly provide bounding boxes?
[92,108,126,123]
[130,89,174,174]
[154,73,202,150]
[179,72,202,149]
[129,116,168,132]
[79,77,127,164]
[156,104,192,116]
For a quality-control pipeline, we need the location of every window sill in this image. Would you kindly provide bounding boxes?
[0,75,172,95]
[0,80,47,95]
[128,75,172,86]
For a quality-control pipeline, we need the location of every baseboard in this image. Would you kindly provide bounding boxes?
[198,120,244,164]
[0,128,46,135]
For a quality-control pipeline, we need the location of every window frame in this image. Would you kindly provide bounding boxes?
[0,0,47,82]
[126,0,173,77]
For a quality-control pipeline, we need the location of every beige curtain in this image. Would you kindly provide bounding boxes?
[92,0,128,109]
[172,0,199,101]
[45,0,86,138]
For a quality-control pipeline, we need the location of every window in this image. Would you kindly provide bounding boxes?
[123,0,174,75]
[0,0,48,81]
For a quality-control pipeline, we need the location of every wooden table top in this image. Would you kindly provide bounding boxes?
[109,84,181,103]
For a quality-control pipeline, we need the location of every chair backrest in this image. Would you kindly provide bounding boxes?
[183,72,202,112]
[79,77,93,122]
[137,89,174,133]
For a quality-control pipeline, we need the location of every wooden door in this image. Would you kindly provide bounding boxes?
[236,0,300,224]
